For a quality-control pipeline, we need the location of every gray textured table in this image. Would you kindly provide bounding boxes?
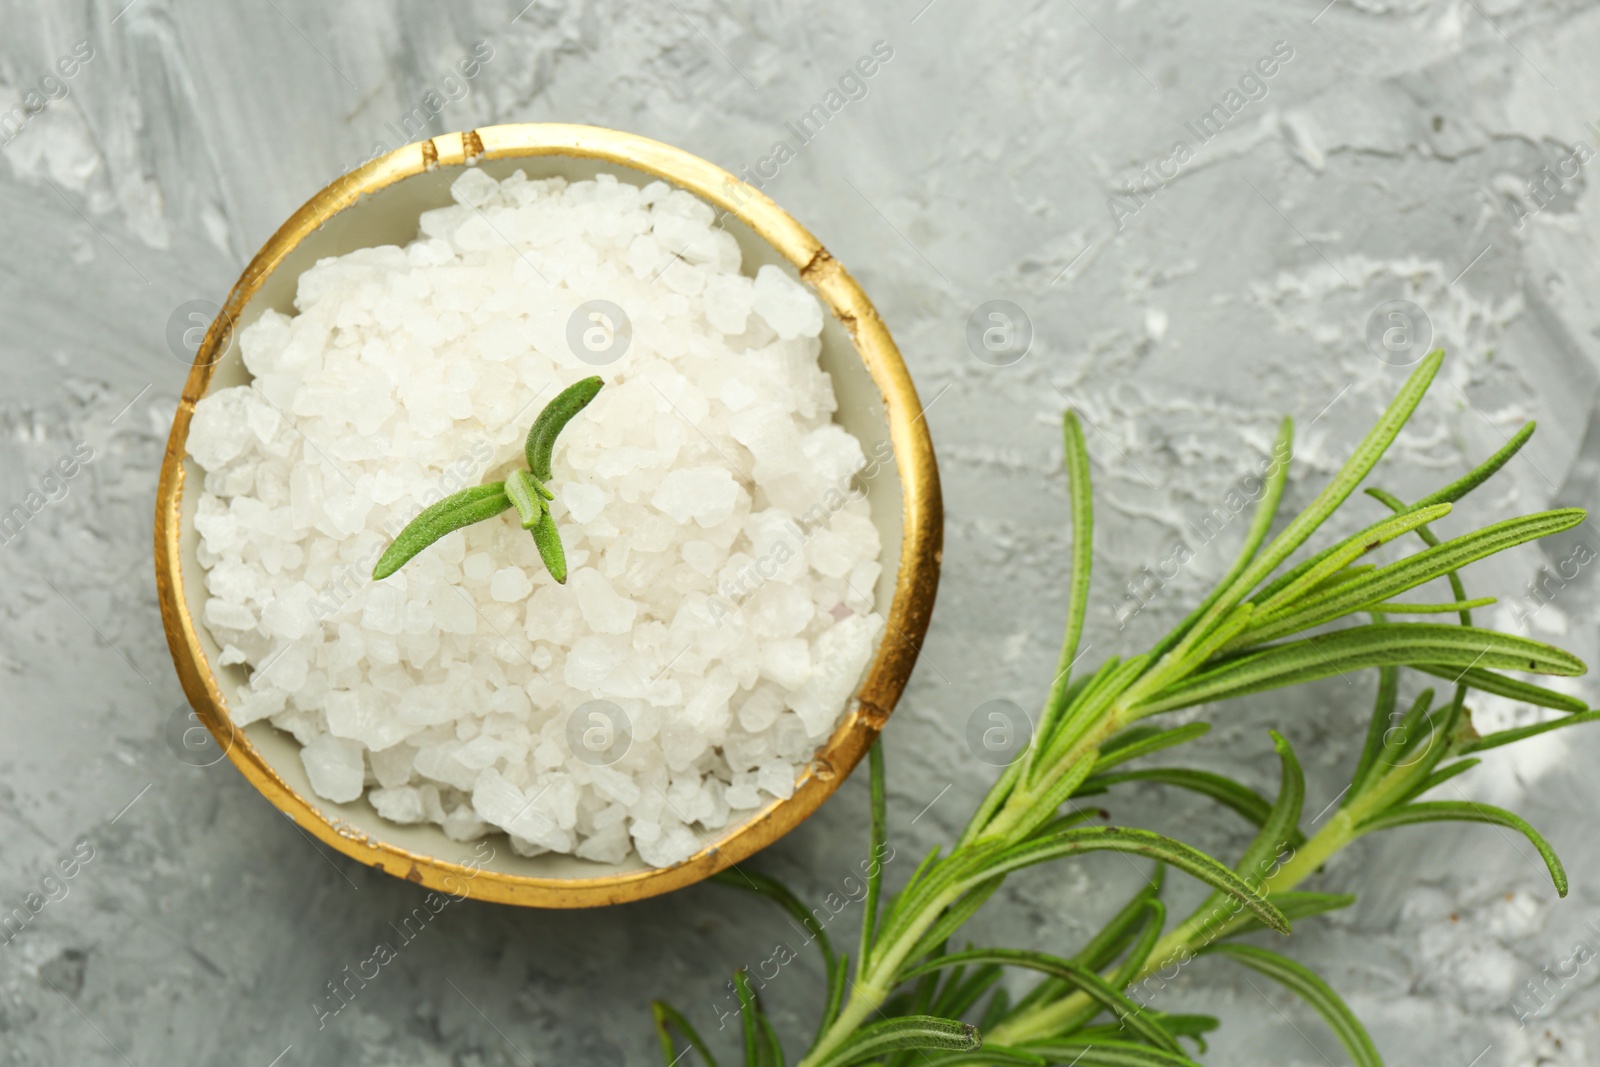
[2,2,1598,1064]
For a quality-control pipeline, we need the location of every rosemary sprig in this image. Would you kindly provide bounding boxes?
[654,352,1593,1067]
[371,376,602,582]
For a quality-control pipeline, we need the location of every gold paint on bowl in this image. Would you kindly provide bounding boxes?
[154,124,942,907]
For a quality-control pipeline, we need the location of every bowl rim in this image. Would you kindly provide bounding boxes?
[153,123,942,908]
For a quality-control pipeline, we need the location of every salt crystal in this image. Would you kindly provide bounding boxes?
[204,598,257,632]
[450,168,502,209]
[564,634,629,689]
[575,822,630,864]
[370,744,417,788]
[570,569,637,633]
[751,265,824,340]
[301,733,364,803]
[187,388,256,471]
[703,273,753,336]
[489,566,533,602]
[792,614,883,738]
[756,761,797,800]
[326,689,418,750]
[562,483,606,523]
[370,786,426,823]
[726,781,761,809]
[651,466,744,527]
[759,638,813,691]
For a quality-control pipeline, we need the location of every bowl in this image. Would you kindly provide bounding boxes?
[154,123,942,907]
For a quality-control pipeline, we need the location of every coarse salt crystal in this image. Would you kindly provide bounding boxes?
[751,265,825,340]
[300,733,364,803]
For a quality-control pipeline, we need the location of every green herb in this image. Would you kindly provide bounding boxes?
[652,351,1593,1066]
[371,377,602,582]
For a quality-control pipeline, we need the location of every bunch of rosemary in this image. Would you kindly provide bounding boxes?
[652,351,1593,1066]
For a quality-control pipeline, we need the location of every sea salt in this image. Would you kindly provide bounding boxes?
[188,170,884,868]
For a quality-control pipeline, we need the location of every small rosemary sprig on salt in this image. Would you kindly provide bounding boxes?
[372,376,604,583]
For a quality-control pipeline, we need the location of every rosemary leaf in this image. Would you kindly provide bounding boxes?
[1395,758,1481,804]
[1456,710,1600,753]
[1213,389,1517,644]
[1079,864,1166,973]
[504,468,546,530]
[1164,602,1254,681]
[919,1047,1048,1067]
[1379,688,1436,770]
[858,740,888,985]
[1239,731,1307,871]
[811,1016,979,1066]
[1138,624,1585,716]
[1356,800,1568,896]
[1009,749,1100,840]
[1202,944,1382,1067]
[1030,410,1097,779]
[531,511,569,584]
[1365,487,1474,625]
[869,845,999,969]
[652,1000,720,1067]
[735,969,761,1066]
[758,1013,784,1067]
[931,964,1006,1028]
[371,482,512,579]
[1150,415,1293,663]
[981,827,1289,935]
[1018,1039,1204,1066]
[1092,723,1212,774]
[899,948,1181,1053]
[1176,731,1307,942]
[1223,892,1358,938]
[959,754,1029,848]
[1250,502,1452,621]
[1195,351,1443,643]
[1412,665,1588,713]
[885,845,945,925]
[1407,420,1537,510]
[710,869,838,1003]
[1349,663,1401,799]
[1076,768,1281,835]
[1237,509,1584,645]
[1106,899,1166,991]
[1363,597,1497,614]
[1305,563,1376,596]
[525,376,605,479]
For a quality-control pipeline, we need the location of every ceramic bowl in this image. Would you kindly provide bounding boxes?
[154,123,941,907]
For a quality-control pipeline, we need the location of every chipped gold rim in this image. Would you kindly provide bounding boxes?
[153,124,942,907]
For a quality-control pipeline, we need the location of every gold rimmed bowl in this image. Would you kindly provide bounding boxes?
[154,123,941,908]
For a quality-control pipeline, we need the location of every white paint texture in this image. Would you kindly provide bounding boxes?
[0,1,1598,1063]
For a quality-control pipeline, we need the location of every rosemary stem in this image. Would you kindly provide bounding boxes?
[978,723,1115,843]
[803,714,1125,1065]
[797,883,967,1067]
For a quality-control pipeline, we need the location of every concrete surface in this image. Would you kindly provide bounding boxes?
[2,1,1599,1064]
